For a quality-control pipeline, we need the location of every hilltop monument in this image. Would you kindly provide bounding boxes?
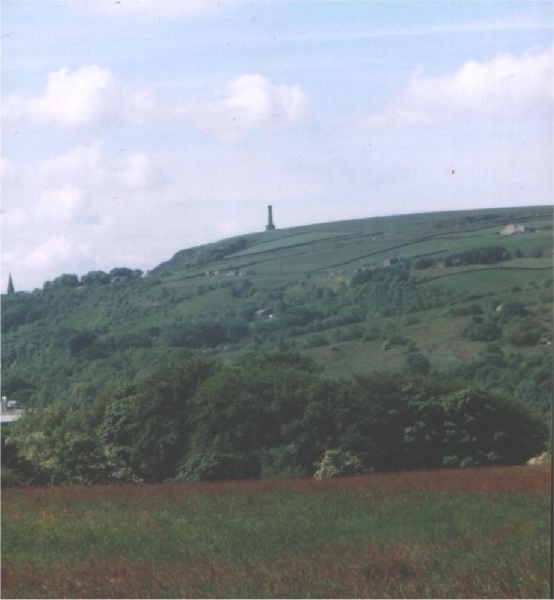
[266,205,276,231]
[7,273,15,295]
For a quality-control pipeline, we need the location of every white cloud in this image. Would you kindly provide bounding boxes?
[176,74,309,138]
[116,153,167,190]
[88,215,116,237]
[34,141,106,187]
[3,66,307,138]
[33,141,166,192]
[22,237,90,272]
[1,158,15,182]
[1,208,29,228]
[35,185,85,223]
[0,142,170,289]
[221,74,308,129]
[364,46,553,129]
[215,219,243,237]
[3,66,153,128]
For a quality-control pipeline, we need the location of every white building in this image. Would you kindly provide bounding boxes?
[500,224,527,236]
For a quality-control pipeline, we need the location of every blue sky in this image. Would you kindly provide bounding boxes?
[1,0,552,290]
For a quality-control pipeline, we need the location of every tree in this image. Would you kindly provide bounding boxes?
[404,353,431,376]
[81,271,111,287]
[6,400,134,485]
[500,300,528,318]
[43,274,80,290]
[463,319,502,342]
[439,389,546,466]
[109,267,143,280]
[100,359,217,482]
[415,258,435,270]
[1,375,36,400]
[314,448,364,478]
[68,331,98,356]
[507,317,547,347]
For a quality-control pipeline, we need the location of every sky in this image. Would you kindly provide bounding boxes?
[1,0,552,291]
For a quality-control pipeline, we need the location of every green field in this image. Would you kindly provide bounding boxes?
[227,231,357,257]
[2,465,550,599]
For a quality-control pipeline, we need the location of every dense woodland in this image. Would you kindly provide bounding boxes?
[2,354,548,486]
[2,206,552,485]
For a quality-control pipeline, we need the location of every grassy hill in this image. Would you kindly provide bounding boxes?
[2,205,552,416]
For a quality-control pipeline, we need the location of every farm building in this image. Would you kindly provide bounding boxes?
[382,257,401,267]
[500,224,532,235]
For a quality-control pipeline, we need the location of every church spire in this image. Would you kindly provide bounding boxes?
[7,273,15,295]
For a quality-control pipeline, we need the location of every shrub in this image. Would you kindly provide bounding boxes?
[404,353,431,376]
[303,334,330,348]
[259,444,308,478]
[443,304,483,317]
[463,320,502,342]
[507,318,547,347]
[445,246,509,267]
[500,300,528,317]
[363,326,381,341]
[176,453,228,482]
[314,449,364,479]
[415,257,435,270]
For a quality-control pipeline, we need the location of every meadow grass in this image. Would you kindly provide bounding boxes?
[2,465,550,599]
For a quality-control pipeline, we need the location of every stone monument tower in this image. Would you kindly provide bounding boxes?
[266,205,276,231]
[7,273,14,295]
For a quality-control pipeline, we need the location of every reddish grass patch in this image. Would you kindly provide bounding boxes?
[3,464,550,507]
[3,539,549,599]
[2,465,550,598]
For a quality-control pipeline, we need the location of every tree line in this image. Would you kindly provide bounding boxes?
[2,353,547,487]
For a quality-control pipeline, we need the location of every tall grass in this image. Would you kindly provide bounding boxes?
[2,465,550,598]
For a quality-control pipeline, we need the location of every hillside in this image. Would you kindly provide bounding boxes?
[2,205,553,417]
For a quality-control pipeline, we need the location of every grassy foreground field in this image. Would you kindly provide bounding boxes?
[2,465,551,599]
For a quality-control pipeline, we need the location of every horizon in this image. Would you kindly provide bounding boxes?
[1,0,552,291]
[3,202,551,293]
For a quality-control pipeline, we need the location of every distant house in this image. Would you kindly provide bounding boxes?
[382,257,401,268]
[1,396,22,425]
[1,413,21,425]
[500,224,529,236]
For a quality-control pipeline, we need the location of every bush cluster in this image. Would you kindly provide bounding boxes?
[3,354,547,487]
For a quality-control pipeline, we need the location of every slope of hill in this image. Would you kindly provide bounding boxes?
[2,205,552,416]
